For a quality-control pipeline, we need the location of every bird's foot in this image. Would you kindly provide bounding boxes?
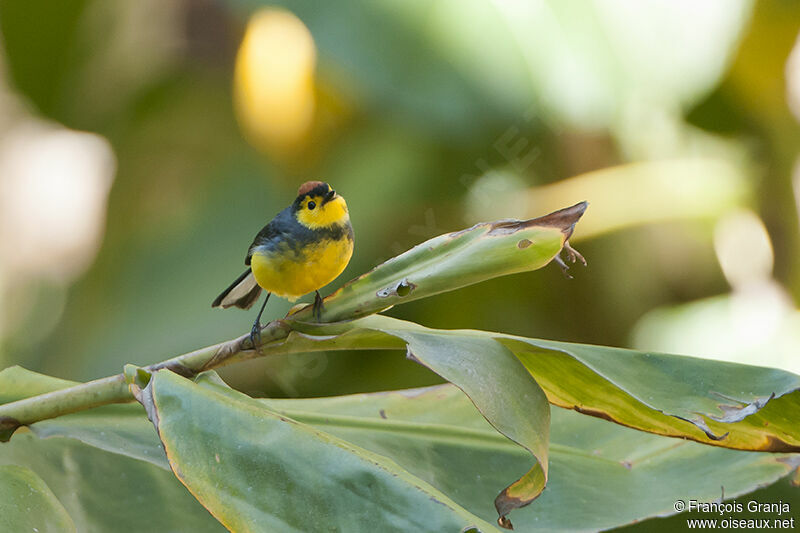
[554,255,573,279]
[312,291,324,322]
[250,321,262,351]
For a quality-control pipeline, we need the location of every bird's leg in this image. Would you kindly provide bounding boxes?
[554,255,573,279]
[250,292,271,350]
[312,290,324,322]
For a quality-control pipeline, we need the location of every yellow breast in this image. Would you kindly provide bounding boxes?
[250,237,354,301]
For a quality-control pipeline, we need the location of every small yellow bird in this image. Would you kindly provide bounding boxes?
[212,181,354,344]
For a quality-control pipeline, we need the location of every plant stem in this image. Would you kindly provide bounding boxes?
[0,319,293,440]
[0,374,131,437]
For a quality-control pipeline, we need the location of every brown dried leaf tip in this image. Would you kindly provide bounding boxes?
[497,516,514,530]
[529,201,587,237]
[527,201,587,279]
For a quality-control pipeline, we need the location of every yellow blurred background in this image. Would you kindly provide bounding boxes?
[1,0,799,404]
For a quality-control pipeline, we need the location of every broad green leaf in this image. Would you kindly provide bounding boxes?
[268,317,553,526]
[256,382,798,532]
[29,403,167,468]
[0,435,224,533]
[0,464,76,533]
[343,321,550,528]
[246,321,552,527]
[3,366,797,531]
[142,369,499,532]
[0,367,220,531]
[289,202,587,323]
[500,337,800,451]
[288,315,800,453]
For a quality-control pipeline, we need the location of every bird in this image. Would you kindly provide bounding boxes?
[212,181,354,347]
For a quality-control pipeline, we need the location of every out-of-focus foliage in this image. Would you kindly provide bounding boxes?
[1,0,799,530]
[233,8,317,157]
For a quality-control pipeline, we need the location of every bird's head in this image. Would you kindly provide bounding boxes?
[293,181,349,229]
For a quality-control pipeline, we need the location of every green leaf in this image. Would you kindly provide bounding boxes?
[0,435,224,532]
[4,366,797,531]
[260,383,799,531]
[290,202,587,323]
[0,464,76,533]
[29,403,167,468]
[278,311,800,525]
[142,369,499,532]
[288,315,800,453]
[500,337,800,451]
[344,320,550,528]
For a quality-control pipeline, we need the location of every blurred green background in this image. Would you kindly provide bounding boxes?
[1,0,799,425]
[1,1,799,529]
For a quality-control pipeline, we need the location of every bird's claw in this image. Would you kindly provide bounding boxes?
[250,322,262,351]
[554,255,573,279]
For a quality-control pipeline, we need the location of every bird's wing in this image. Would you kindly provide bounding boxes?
[246,223,277,265]
[245,207,294,265]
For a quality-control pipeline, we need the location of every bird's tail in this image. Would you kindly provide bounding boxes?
[212,268,262,309]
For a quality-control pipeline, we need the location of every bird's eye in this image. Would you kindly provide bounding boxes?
[307,201,316,210]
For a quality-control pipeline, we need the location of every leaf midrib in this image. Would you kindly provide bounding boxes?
[268,407,648,466]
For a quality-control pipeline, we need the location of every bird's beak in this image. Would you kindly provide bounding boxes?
[322,189,337,205]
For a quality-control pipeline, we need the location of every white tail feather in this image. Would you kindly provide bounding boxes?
[212,270,262,309]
